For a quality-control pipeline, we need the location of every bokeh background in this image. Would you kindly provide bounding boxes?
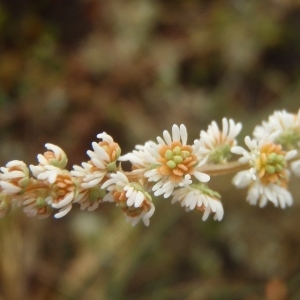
[0,0,300,299]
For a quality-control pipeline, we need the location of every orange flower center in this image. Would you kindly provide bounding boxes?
[157,141,197,182]
[44,151,56,161]
[111,190,151,217]
[100,141,121,162]
[51,174,76,204]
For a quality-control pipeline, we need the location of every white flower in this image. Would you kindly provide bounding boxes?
[252,109,300,177]
[231,133,287,165]
[71,162,104,188]
[253,109,300,150]
[102,172,145,209]
[0,160,29,194]
[71,132,121,189]
[73,186,105,211]
[101,171,155,226]
[172,185,224,221]
[246,181,292,208]
[17,190,52,219]
[194,118,242,164]
[232,170,255,188]
[30,143,67,178]
[136,124,210,198]
[119,141,158,173]
[124,203,155,227]
[232,136,297,208]
[44,170,77,218]
[35,165,62,184]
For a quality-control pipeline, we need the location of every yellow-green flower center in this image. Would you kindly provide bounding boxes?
[165,147,191,169]
[208,144,232,164]
[275,129,300,151]
[255,143,287,185]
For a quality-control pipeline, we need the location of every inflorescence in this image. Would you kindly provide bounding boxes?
[0,109,300,226]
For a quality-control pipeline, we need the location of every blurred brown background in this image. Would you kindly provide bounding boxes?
[0,0,300,299]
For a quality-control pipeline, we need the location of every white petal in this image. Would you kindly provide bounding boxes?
[193,171,210,182]
[97,132,114,143]
[127,191,137,206]
[202,207,211,221]
[115,171,129,184]
[0,181,22,193]
[45,143,64,159]
[231,146,245,155]
[222,118,229,138]
[125,186,134,197]
[134,191,145,207]
[1,170,25,179]
[172,124,180,142]
[152,180,164,191]
[48,171,58,184]
[180,124,188,145]
[37,154,49,165]
[157,136,166,146]
[52,191,75,209]
[82,177,102,188]
[54,203,72,218]
[91,158,106,169]
[6,160,26,168]
[163,130,172,145]
[232,171,252,188]
[286,150,297,160]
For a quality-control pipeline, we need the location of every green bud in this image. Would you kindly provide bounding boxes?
[166,160,177,169]
[36,196,46,208]
[190,183,221,198]
[50,154,68,169]
[89,187,105,202]
[107,161,117,172]
[173,155,183,164]
[165,150,173,160]
[173,146,181,155]
[19,177,30,189]
[181,151,190,158]
[209,145,231,164]
[115,147,122,160]
[266,165,275,174]
[275,155,284,163]
[267,153,277,163]
[275,130,300,150]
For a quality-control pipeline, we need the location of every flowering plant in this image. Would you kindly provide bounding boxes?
[0,109,299,226]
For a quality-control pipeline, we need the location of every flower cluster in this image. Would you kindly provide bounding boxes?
[0,109,299,226]
[232,109,300,208]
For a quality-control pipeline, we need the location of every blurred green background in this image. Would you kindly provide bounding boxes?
[0,0,300,299]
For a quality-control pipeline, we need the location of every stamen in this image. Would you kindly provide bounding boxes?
[173,146,181,155]
[167,161,177,169]
[165,150,173,160]
[181,151,190,158]
[173,156,183,164]
[255,143,288,185]
[265,165,275,174]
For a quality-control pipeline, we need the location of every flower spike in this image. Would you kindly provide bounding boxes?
[0,108,299,226]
